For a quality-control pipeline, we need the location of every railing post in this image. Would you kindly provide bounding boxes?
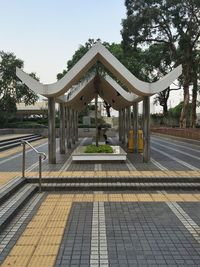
[22,141,25,178]
[39,154,42,193]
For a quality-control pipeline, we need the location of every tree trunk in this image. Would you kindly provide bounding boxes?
[179,83,190,128]
[180,63,191,128]
[191,73,197,128]
[163,101,168,115]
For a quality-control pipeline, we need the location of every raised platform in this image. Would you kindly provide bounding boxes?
[72,145,127,161]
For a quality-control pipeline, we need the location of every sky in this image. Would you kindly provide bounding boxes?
[0,0,126,83]
[1,0,198,114]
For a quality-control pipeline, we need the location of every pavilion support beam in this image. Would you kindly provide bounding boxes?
[143,96,150,163]
[118,110,122,142]
[95,94,98,147]
[66,107,71,149]
[69,109,72,145]
[72,109,76,144]
[75,111,78,141]
[48,97,56,164]
[59,103,66,154]
[124,108,128,145]
[126,106,131,145]
[121,109,125,144]
[133,102,138,153]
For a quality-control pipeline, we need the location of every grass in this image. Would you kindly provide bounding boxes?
[85,144,113,153]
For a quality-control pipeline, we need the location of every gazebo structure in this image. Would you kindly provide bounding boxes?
[16,42,182,164]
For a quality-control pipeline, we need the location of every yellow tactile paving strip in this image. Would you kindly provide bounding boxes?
[2,194,72,267]
[1,192,200,266]
[0,172,21,186]
[1,169,199,191]
[0,138,47,158]
[25,170,200,178]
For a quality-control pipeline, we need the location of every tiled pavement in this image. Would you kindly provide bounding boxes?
[0,193,200,266]
[0,135,200,266]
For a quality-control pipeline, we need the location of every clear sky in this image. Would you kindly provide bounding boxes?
[0,0,126,83]
[1,0,197,113]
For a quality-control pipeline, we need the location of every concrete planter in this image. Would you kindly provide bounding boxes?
[72,145,127,161]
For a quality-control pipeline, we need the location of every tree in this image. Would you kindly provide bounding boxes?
[0,51,39,123]
[168,101,192,124]
[145,43,177,115]
[122,0,200,127]
[190,49,200,127]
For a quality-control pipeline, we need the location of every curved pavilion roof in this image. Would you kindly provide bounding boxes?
[16,42,182,111]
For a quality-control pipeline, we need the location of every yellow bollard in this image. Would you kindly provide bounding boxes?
[128,129,134,152]
[138,129,143,153]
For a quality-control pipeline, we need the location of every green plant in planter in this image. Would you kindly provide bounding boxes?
[85,144,113,153]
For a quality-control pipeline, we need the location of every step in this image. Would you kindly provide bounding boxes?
[0,135,43,151]
[41,182,200,191]
[0,177,26,204]
[27,176,200,184]
[0,184,38,232]
[0,134,37,144]
[0,193,45,261]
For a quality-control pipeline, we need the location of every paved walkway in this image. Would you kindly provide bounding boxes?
[0,134,200,266]
[1,192,200,267]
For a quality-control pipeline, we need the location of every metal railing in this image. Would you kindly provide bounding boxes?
[21,139,46,192]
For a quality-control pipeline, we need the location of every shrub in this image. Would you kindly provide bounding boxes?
[85,144,113,153]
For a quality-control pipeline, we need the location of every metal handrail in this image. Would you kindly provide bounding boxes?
[21,139,46,192]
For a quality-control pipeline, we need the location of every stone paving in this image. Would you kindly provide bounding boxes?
[0,193,200,266]
[0,134,200,266]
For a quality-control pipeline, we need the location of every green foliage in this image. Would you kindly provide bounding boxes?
[122,0,200,126]
[3,122,47,129]
[0,51,39,124]
[85,144,113,153]
[168,102,192,119]
[0,95,17,124]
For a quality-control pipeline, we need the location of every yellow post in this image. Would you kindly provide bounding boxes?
[138,130,143,153]
[128,129,134,152]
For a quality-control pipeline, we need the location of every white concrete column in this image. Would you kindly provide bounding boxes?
[143,96,150,162]
[133,102,138,153]
[48,97,56,164]
[59,103,66,154]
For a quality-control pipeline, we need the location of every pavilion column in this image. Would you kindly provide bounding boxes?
[72,109,76,144]
[121,109,125,144]
[133,102,138,153]
[75,111,78,142]
[126,106,131,144]
[48,97,56,164]
[66,107,71,149]
[124,108,128,145]
[59,103,66,154]
[118,110,122,142]
[143,96,150,162]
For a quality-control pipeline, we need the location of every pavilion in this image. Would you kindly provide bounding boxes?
[16,42,182,164]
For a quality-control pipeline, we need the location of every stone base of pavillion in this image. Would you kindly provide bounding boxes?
[72,145,127,161]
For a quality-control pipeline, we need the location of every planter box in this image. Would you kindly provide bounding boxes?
[72,145,127,161]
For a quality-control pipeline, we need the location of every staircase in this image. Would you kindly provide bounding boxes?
[0,177,38,232]
[0,134,43,151]
[27,176,200,191]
